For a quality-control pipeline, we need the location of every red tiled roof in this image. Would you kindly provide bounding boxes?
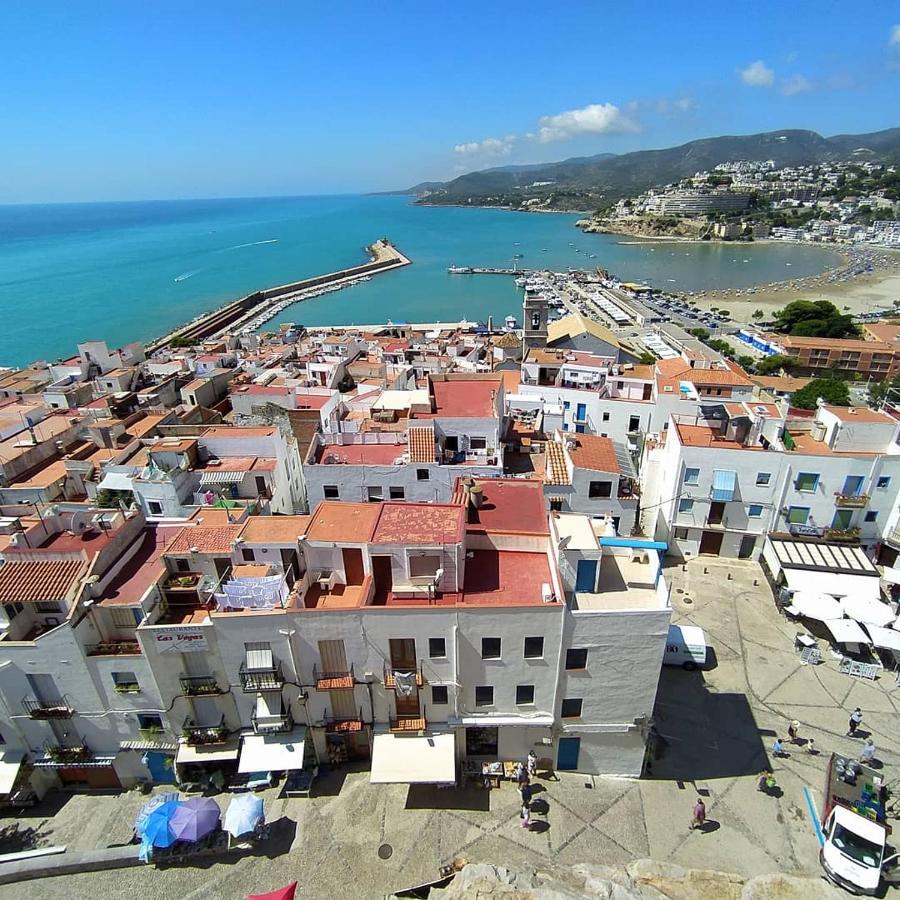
[407,425,435,464]
[567,434,620,474]
[545,441,570,485]
[373,503,464,545]
[0,558,86,604]
[165,525,244,554]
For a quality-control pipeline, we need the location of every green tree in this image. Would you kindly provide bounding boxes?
[755,354,801,376]
[791,377,850,410]
[637,352,656,365]
[688,327,711,340]
[772,299,860,339]
[736,355,755,370]
[751,309,765,320]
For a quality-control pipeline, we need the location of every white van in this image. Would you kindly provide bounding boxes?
[663,624,708,670]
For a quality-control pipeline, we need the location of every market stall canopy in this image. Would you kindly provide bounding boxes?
[176,739,240,765]
[840,595,896,627]
[823,618,872,646]
[788,591,843,621]
[863,624,900,653]
[784,569,881,600]
[238,728,306,774]
[370,732,456,784]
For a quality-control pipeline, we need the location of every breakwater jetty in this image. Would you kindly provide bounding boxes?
[447,265,527,275]
[149,239,410,349]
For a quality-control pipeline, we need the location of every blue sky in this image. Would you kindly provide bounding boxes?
[1,1,899,203]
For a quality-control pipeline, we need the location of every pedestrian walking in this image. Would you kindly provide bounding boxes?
[520,779,533,807]
[520,802,531,829]
[689,797,706,831]
[772,737,786,757]
[848,708,863,736]
[527,750,537,777]
[787,720,800,743]
[514,761,526,785]
[860,739,876,764]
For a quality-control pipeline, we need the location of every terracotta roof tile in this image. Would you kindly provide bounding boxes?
[0,558,86,604]
[545,441,570,485]
[407,425,435,464]
[165,525,244,555]
[567,434,620,474]
[372,503,464,545]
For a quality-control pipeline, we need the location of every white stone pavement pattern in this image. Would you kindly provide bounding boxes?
[1,558,898,898]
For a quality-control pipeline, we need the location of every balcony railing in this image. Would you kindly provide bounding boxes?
[42,740,92,765]
[182,716,229,746]
[383,661,425,690]
[22,695,74,719]
[823,527,861,543]
[389,710,427,733]
[834,493,869,508]
[239,660,284,693]
[251,707,294,735]
[85,640,142,657]
[179,675,223,696]
[314,663,355,691]
[324,708,365,733]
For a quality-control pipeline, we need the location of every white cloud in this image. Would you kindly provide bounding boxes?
[740,60,775,87]
[781,74,813,96]
[453,136,515,156]
[891,24,900,46]
[535,103,639,143]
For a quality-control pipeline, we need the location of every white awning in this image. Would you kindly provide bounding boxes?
[840,595,895,627]
[0,750,24,795]
[784,569,881,600]
[238,728,306,773]
[788,591,843,621]
[456,716,554,728]
[864,624,900,653]
[199,470,246,486]
[823,618,872,646]
[370,732,456,784]
[176,739,240,765]
[97,471,135,492]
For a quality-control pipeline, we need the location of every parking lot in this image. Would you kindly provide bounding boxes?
[1,558,897,898]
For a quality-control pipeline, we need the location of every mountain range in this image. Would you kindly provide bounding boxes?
[404,127,900,210]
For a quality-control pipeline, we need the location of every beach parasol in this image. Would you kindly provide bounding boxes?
[143,800,182,848]
[224,792,265,838]
[169,796,221,842]
[135,792,179,837]
[248,883,297,900]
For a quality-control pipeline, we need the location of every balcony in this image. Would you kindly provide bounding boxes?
[179,675,223,697]
[182,716,229,746]
[85,640,142,657]
[390,712,427,733]
[41,741,92,765]
[251,706,294,735]
[324,708,365,734]
[383,661,425,690]
[823,527,861,544]
[314,663,355,691]
[239,660,284,693]
[834,493,869,509]
[22,695,74,719]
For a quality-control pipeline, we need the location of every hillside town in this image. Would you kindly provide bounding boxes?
[3,291,900,893]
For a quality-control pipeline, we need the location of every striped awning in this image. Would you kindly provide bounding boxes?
[199,470,247,486]
[711,469,736,502]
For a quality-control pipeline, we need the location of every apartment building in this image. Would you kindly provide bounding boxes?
[765,334,899,381]
[643,402,900,559]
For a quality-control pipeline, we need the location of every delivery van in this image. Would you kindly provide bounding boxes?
[663,624,708,670]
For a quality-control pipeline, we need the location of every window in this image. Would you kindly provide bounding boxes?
[175,558,190,573]
[747,504,764,518]
[674,527,689,540]
[409,554,440,578]
[516,685,535,705]
[795,472,819,493]
[147,500,163,515]
[787,506,810,525]
[416,469,429,481]
[561,698,583,718]
[878,476,891,489]
[588,481,612,498]
[523,636,544,659]
[138,713,163,731]
[565,648,588,670]
[389,486,405,500]
[366,486,383,502]
[323,485,339,499]
[684,467,700,485]
[2,601,23,620]
[241,547,255,562]
[428,637,446,659]
[470,437,487,450]
[110,607,141,628]
[112,671,140,693]
[628,416,640,432]
[678,498,694,513]
[431,685,449,705]
[563,401,570,410]
[481,638,501,660]
[34,601,61,614]
[756,472,771,486]
[865,510,878,523]
[602,412,610,422]
[475,686,494,707]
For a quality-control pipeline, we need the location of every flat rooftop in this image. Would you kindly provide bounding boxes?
[98,528,167,606]
[467,480,549,535]
[306,501,380,543]
[460,549,552,606]
[372,503,464,545]
[313,441,407,466]
[573,554,664,611]
[674,422,765,451]
[430,380,497,418]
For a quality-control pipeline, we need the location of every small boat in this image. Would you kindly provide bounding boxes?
[541,248,548,252]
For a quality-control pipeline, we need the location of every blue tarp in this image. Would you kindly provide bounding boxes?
[599,537,667,550]
[711,469,737,502]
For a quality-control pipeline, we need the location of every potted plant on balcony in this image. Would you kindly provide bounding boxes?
[48,744,90,764]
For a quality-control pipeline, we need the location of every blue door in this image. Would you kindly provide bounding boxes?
[575,403,587,423]
[575,559,597,592]
[557,737,580,770]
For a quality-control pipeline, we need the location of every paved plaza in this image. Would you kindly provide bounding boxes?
[2,557,898,898]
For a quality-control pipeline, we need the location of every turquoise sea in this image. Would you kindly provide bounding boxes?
[0,194,844,366]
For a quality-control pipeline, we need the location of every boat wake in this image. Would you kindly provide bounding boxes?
[174,269,201,283]
[226,239,279,251]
